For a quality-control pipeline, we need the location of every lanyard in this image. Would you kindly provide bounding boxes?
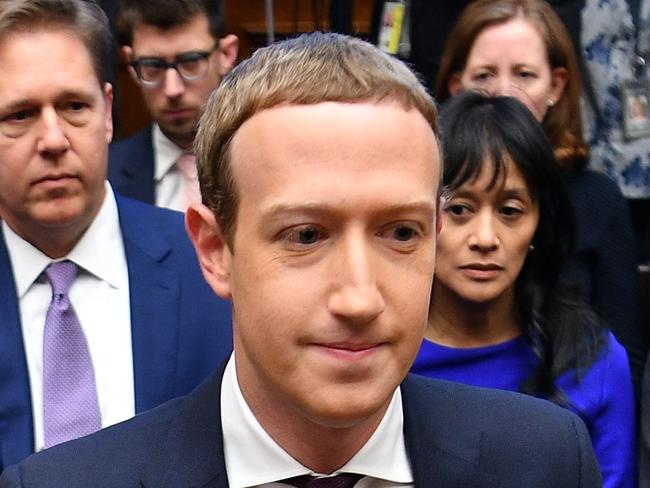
[629,0,647,77]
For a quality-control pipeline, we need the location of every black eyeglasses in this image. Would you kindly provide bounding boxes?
[131,47,218,87]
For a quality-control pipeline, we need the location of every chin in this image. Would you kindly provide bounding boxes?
[304,381,396,429]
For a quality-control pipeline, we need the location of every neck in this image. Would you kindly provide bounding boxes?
[426,282,520,347]
[236,361,388,473]
[162,127,195,150]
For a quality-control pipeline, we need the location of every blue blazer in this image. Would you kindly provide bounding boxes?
[0,369,602,487]
[108,126,156,204]
[0,194,233,468]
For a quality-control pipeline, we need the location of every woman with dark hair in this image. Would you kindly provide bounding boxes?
[433,0,644,394]
[412,92,635,488]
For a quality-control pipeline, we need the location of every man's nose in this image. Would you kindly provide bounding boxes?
[163,67,186,98]
[327,236,385,324]
[37,108,70,155]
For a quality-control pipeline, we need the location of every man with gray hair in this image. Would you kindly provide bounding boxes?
[2,31,601,487]
[0,0,232,470]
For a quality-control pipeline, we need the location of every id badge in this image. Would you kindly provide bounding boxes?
[377,1,405,55]
[621,79,650,140]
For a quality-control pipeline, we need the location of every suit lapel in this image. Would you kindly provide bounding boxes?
[109,126,156,203]
[117,197,180,413]
[401,375,499,487]
[0,228,35,467]
[140,364,229,488]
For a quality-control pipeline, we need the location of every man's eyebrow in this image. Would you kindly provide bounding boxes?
[0,90,95,112]
[56,89,95,101]
[0,98,33,113]
[262,200,437,218]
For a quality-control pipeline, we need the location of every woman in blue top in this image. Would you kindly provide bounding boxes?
[411,92,636,488]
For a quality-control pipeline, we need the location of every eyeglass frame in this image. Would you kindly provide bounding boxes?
[130,45,219,88]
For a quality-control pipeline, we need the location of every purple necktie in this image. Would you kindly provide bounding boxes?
[43,260,101,448]
[282,473,363,488]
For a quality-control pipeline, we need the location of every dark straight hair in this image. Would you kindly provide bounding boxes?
[438,91,605,402]
[119,0,226,45]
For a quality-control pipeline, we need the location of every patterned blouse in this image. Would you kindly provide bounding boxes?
[582,0,650,197]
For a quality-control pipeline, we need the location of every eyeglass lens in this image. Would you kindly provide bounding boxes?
[136,51,211,84]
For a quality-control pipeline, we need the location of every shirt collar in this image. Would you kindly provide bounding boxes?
[221,354,413,487]
[3,182,127,296]
[152,123,185,182]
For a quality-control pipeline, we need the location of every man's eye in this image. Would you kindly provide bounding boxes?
[296,228,319,244]
[283,226,327,246]
[141,59,165,69]
[68,101,86,111]
[7,109,34,122]
[392,225,417,241]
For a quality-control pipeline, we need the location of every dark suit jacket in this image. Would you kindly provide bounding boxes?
[108,126,156,204]
[0,194,233,469]
[0,368,602,487]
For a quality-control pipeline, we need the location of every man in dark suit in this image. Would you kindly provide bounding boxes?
[108,0,238,211]
[1,26,601,488]
[0,0,232,470]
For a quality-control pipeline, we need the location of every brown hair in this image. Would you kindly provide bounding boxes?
[195,31,439,247]
[0,0,112,86]
[120,0,226,45]
[435,0,587,169]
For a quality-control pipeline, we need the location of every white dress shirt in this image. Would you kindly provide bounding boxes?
[152,123,187,212]
[221,354,414,488]
[3,182,135,452]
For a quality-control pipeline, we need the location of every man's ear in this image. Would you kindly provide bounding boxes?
[103,82,114,144]
[122,46,139,84]
[186,203,233,299]
[216,34,239,76]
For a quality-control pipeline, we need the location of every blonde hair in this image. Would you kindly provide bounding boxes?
[195,31,438,245]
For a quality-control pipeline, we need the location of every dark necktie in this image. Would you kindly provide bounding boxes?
[282,473,364,488]
[42,260,101,448]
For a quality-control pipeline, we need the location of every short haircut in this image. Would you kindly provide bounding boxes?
[0,0,112,85]
[435,0,587,170]
[195,31,439,247]
[120,0,226,45]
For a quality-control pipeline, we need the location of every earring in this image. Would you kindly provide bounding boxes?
[547,98,554,107]
[529,244,535,252]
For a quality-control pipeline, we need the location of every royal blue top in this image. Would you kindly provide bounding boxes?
[411,332,636,488]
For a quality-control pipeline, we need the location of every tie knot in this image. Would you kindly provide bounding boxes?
[283,473,363,488]
[176,152,197,180]
[45,260,78,296]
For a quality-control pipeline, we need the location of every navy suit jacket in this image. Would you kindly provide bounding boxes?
[0,194,233,469]
[0,368,602,487]
[108,126,157,204]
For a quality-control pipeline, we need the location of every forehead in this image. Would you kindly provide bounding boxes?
[229,101,439,214]
[468,18,547,63]
[131,13,214,55]
[0,28,99,95]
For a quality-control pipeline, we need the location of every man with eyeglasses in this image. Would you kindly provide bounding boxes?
[109,0,238,211]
